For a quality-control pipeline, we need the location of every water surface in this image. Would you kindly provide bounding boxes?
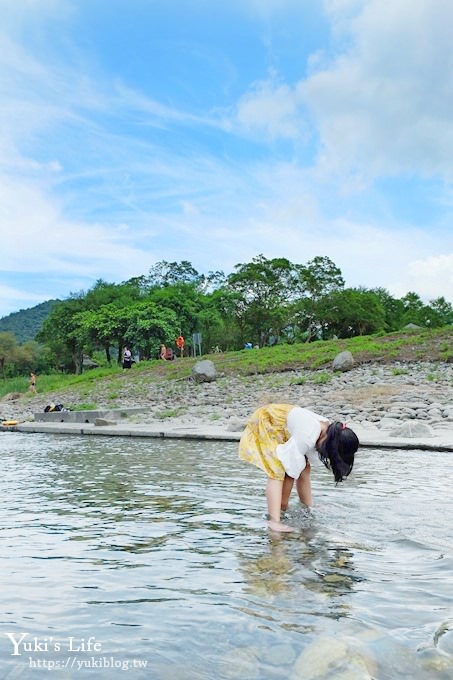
[0,432,452,678]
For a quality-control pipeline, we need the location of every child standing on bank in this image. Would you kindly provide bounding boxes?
[238,404,359,532]
[29,372,37,393]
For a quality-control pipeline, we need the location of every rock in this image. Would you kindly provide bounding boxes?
[216,647,261,679]
[418,647,453,674]
[379,417,402,429]
[358,420,379,430]
[192,360,217,383]
[226,417,247,432]
[94,418,117,426]
[291,637,348,679]
[430,402,443,410]
[291,635,376,680]
[389,421,434,438]
[437,628,453,655]
[332,351,354,372]
[1,392,22,401]
[262,643,296,666]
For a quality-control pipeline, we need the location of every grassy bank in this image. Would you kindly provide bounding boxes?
[1,327,452,402]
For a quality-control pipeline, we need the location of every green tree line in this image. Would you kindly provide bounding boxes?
[1,254,452,377]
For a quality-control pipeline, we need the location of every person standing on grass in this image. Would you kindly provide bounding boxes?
[176,334,185,358]
[122,346,132,369]
[29,372,37,393]
[238,403,359,532]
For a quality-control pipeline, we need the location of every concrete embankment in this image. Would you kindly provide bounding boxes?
[6,417,453,452]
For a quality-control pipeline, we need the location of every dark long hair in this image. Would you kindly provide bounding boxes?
[316,422,359,484]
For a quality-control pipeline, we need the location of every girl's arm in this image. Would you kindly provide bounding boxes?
[296,462,313,507]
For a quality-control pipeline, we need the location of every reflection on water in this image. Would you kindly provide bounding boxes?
[0,432,452,678]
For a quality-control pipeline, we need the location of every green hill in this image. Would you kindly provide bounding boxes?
[0,300,59,343]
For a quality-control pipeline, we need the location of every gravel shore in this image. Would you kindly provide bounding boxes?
[2,361,452,435]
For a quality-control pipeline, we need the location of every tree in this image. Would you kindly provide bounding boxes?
[427,297,453,326]
[0,332,19,379]
[289,257,345,341]
[370,288,405,331]
[83,279,140,310]
[126,301,179,359]
[15,340,41,372]
[37,296,87,373]
[401,292,425,326]
[226,255,297,346]
[77,304,130,364]
[297,255,345,299]
[147,282,206,342]
[147,261,202,288]
[316,288,386,338]
[77,281,141,363]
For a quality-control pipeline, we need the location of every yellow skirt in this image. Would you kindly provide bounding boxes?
[238,404,294,480]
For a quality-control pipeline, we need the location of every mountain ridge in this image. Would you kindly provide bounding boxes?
[0,299,59,343]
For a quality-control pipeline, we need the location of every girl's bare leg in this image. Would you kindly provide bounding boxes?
[281,475,295,511]
[296,464,313,508]
[266,478,294,532]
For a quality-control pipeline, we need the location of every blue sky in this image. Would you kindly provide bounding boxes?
[1,0,452,318]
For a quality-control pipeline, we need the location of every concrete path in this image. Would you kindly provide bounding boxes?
[10,420,453,451]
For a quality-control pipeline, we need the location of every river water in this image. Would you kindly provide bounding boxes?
[0,432,452,679]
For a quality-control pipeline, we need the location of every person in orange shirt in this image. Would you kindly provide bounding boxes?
[175,334,185,357]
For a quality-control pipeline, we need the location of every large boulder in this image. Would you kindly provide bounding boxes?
[192,359,217,383]
[332,351,354,372]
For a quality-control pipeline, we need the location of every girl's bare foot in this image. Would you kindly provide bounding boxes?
[267,519,294,533]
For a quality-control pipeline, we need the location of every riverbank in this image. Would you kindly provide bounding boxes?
[2,360,453,448]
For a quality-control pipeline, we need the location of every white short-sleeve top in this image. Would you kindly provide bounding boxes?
[276,406,329,479]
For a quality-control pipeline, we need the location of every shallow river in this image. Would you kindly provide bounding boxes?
[0,432,452,679]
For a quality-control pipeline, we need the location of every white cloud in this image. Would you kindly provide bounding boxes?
[232,1,453,180]
[0,174,154,280]
[0,283,46,307]
[235,76,307,140]
[397,254,453,301]
[301,0,453,180]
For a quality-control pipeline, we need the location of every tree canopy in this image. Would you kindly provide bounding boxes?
[3,254,453,377]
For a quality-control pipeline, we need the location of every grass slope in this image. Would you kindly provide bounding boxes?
[1,327,452,403]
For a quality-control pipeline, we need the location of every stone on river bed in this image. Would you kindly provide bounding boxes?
[290,635,377,679]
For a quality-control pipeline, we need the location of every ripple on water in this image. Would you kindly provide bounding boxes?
[0,434,451,679]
